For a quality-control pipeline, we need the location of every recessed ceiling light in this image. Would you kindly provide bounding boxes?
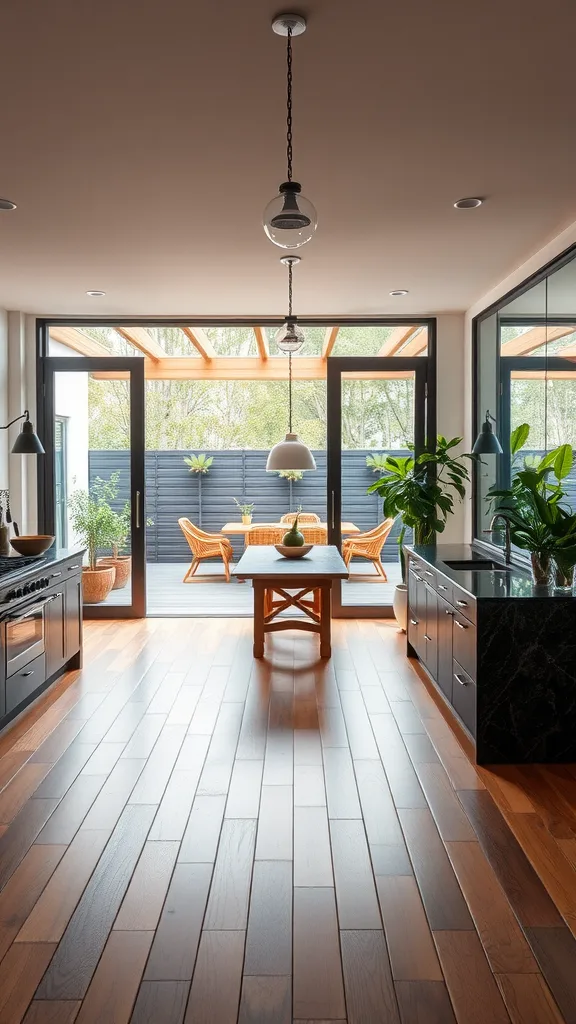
[0,198,17,211]
[454,197,483,209]
[86,290,106,297]
[389,289,409,297]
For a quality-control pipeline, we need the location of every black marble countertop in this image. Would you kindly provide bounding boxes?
[406,543,574,601]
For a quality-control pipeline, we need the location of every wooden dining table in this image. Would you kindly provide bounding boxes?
[233,544,349,658]
[221,521,360,536]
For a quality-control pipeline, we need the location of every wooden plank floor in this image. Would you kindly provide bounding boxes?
[0,618,574,1022]
[101,562,402,614]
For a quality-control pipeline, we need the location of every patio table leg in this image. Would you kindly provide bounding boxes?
[253,580,265,658]
[320,583,332,658]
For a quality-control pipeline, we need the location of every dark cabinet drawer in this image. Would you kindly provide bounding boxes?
[45,590,65,679]
[64,576,82,660]
[452,583,476,624]
[423,583,438,677]
[452,612,476,679]
[7,654,46,715]
[452,659,476,737]
[436,595,454,703]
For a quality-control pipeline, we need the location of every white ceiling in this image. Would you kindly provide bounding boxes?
[1,0,575,318]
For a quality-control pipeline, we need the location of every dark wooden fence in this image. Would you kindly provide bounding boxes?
[88,449,407,562]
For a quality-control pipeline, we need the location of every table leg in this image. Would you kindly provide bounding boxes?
[253,581,265,658]
[319,583,332,658]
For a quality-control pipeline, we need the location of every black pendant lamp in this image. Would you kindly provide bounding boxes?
[263,14,317,250]
[472,410,503,455]
[3,410,45,454]
[266,256,316,472]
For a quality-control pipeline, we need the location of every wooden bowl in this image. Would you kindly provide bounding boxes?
[275,543,313,558]
[10,535,55,556]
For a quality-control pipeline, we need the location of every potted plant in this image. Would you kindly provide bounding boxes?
[184,453,213,528]
[488,424,576,588]
[68,487,117,603]
[367,436,476,629]
[233,497,255,525]
[99,503,132,589]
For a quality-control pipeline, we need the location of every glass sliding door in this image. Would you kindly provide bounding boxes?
[327,357,429,616]
[39,358,146,617]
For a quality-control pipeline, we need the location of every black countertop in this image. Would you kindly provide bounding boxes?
[406,543,573,600]
[0,547,84,590]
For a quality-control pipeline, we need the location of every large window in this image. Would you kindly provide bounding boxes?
[474,248,576,549]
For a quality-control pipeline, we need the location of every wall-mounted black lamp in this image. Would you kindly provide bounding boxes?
[472,409,503,455]
[2,411,45,454]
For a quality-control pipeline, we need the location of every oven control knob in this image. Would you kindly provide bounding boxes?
[16,588,23,598]
[5,590,13,601]
[43,578,49,587]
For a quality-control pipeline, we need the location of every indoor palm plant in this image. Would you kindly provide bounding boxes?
[68,486,118,603]
[367,436,476,628]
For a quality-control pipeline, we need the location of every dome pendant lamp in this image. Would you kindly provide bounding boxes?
[266,256,316,472]
[263,14,318,249]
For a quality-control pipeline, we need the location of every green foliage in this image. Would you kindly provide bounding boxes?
[367,437,476,560]
[233,497,255,516]
[184,453,213,474]
[488,424,576,565]
[278,469,303,482]
[366,453,389,474]
[68,485,117,570]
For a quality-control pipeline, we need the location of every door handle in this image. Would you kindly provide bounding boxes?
[438,584,448,591]
[410,618,418,626]
[454,619,468,630]
[456,599,468,607]
[424,634,432,642]
[454,673,468,686]
[424,570,434,578]
[445,609,453,615]
[135,491,141,529]
[330,491,335,531]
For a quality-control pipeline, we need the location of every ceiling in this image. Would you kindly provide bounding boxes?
[1,0,575,318]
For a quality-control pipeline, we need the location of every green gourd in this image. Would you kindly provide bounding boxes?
[282,514,305,547]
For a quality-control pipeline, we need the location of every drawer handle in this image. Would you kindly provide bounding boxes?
[424,634,432,642]
[51,572,62,578]
[410,572,423,582]
[438,584,448,591]
[445,609,453,616]
[456,599,468,607]
[410,618,419,626]
[454,673,468,686]
[424,570,434,578]
[21,670,34,677]
[68,564,80,571]
[454,619,468,630]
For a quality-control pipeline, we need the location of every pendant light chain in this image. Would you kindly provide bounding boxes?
[286,26,293,182]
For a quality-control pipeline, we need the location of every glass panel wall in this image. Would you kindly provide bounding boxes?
[474,248,576,553]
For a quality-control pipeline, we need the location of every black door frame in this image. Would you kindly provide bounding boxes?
[327,355,434,617]
[38,357,146,618]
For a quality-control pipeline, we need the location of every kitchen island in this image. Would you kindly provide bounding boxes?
[0,548,84,727]
[406,544,576,763]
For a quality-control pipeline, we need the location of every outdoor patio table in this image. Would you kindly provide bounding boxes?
[232,544,348,659]
[221,521,361,536]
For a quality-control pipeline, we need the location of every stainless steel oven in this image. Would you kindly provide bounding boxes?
[5,595,56,677]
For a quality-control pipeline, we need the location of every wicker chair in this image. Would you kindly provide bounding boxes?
[178,518,234,583]
[245,525,284,546]
[300,525,328,545]
[342,518,395,579]
[280,511,321,524]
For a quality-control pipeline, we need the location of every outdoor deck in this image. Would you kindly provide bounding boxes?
[102,560,402,615]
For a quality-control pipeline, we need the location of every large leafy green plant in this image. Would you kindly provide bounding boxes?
[367,436,476,576]
[68,487,117,570]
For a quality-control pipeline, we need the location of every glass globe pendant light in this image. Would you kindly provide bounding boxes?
[266,257,316,472]
[263,14,318,250]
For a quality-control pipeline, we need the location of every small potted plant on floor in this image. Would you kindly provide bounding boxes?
[99,502,132,589]
[233,498,255,525]
[367,436,476,629]
[68,487,117,603]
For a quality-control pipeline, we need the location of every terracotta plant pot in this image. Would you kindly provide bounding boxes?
[99,556,131,589]
[242,515,252,525]
[82,565,115,604]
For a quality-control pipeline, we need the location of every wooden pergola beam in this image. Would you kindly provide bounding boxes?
[91,357,414,381]
[378,325,419,356]
[511,370,576,379]
[322,326,339,359]
[501,325,576,357]
[253,327,269,360]
[115,327,165,361]
[181,327,216,361]
[49,326,110,357]
[398,327,428,357]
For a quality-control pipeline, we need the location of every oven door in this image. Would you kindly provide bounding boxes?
[5,596,54,677]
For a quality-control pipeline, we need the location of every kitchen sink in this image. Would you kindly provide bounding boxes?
[443,559,512,572]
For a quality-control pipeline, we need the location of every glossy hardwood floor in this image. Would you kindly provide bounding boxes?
[0,618,574,1022]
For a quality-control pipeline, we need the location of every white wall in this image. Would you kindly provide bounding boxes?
[436,314,467,542]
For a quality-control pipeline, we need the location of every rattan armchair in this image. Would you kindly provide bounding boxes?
[300,525,328,544]
[280,511,321,524]
[178,518,234,582]
[342,518,395,579]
